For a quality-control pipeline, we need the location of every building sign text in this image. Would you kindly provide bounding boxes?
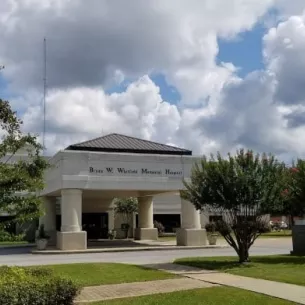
[89,166,183,177]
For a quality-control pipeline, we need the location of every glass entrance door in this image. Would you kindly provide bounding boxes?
[82,213,109,239]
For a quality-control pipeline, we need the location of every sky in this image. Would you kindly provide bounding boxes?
[1,0,305,162]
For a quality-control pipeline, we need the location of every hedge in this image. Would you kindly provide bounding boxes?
[0,266,79,305]
[0,230,25,242]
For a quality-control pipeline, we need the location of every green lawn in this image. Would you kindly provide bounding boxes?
[261,230,291,238]
[90,287,297,305]
[158,230,292,242]
[37,263,176,287]
[175,255,305,286]
[158,236,176,241]
[0,241,29,246]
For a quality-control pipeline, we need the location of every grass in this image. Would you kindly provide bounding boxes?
[90,287,297,305]
[159,230,292,242]
[0,241,29,246]
[158,236,176,241]
[175,255,305,286]
[36,263,176,287]
[261,230,291,237]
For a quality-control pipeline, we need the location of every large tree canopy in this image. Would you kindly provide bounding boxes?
[0,97,49,226]
[281,160,305,225]
[182,149,286,263]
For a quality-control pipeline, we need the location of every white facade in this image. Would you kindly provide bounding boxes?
[153,193,181,214]
[42,150,197,196]
[38,148,208,250]
[1,136,209,250]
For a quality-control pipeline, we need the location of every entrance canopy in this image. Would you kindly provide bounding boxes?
[66,133,192,156]
[42,133,198,197]
[40,134,207,251]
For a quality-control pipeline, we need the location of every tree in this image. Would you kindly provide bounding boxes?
[0,97,49,228]
[281,160,305,226]
[114,197,138,238]
[182,149,286,263]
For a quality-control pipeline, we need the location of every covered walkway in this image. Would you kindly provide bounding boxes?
[39,133,207,251]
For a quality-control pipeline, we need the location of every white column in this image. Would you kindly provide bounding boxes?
[131,212,136,238]
[57,189,87,250]
[38,197,57,245]
[181,199,201,229]
[135,196,157,240]
[200,211,209,229]
[61,189,82,232]
[41,197,56,231]
[108,208,115,231]
[138,196,154,228]
[176,198,207,246]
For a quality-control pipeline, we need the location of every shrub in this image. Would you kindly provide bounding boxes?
[27,267,54,277]
[0,230,12,242]
[0,230,25,242]
[205,222,217,234]
[215,220,232,235]
[12,233,26,241]
[154,220,165,236]
[37,224,50,240]
[257,221,272,233]
[0,266,79,305]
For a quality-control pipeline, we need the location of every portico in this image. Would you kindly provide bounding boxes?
[40,133,207,250]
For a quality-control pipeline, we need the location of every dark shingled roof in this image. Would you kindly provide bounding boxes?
[66,133,192,156]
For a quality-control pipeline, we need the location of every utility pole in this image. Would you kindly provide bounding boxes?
[43,37,47,154]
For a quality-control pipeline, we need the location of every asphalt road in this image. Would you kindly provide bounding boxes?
[0,238,292,267]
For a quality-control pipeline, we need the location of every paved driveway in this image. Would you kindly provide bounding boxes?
[0,238,292,267]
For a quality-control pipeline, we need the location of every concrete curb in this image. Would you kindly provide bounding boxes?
[31,245,229,255]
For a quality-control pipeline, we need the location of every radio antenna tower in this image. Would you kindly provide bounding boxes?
[43,37,47,154]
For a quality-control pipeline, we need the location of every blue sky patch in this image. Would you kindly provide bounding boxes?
[105,78,131,95]
[150,73,181,104]
[0,74,11,100]
[217,23,266,77]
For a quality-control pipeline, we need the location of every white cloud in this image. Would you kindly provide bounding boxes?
[275,0,305,19]
[263,15,305,105]
[3,1,305,163]
[194,12,305,161]
[0,0,275,102]
[21,75,183,155]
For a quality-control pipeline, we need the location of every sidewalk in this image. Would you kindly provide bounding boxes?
[75,278,216,303]
[75,262,305,304]
[151,263,305,305]
[186,272,305,305]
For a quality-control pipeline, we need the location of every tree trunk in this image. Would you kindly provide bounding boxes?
[238,243,250,263]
